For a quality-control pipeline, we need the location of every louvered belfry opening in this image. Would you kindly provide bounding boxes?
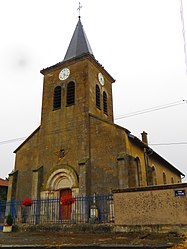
[53,86,61,109]
[67,81,75,106]
[96,84,100,109]
[103,91,108,114]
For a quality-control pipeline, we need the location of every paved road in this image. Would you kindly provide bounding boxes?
[0,230,186,248]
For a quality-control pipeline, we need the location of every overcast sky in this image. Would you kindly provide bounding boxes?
[0,0,187,181]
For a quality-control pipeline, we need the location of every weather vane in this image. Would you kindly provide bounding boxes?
[77,2,82,18]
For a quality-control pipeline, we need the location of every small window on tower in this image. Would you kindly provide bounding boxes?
[96,84,101,109]
[53,86,61,110]
[59,149,65,158]
[103,91,108,114]
[66,81,75,106]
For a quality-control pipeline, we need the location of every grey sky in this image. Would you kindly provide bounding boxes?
[0,0,187,180]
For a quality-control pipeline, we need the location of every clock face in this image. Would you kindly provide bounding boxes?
[59,68,70,80]
[98,72,104,86]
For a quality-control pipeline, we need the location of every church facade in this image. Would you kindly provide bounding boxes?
[7,18,184,202]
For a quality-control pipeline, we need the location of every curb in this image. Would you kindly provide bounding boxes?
[0,244,172,248]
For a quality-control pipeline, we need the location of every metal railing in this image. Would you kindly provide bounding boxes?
[0,201,6,223]
[1,194,114,225]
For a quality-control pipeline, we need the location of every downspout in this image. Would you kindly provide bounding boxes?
[141,131,150,186]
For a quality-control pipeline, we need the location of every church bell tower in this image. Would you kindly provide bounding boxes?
[40,17,115,133]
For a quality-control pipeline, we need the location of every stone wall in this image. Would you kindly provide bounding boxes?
[113,183,187,226]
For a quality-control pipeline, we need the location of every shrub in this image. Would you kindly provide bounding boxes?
[6,214,13,226]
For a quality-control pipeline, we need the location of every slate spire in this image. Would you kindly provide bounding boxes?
[64,18,94,61]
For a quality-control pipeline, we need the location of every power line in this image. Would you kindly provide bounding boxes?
[1,136,187,147]
[115,100,187,120]
[150,142,187,146]
[0,137,26,145]
[0,100,187,146]
[180,0,187,76]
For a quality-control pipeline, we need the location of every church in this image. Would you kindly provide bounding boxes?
[7,17,184,203]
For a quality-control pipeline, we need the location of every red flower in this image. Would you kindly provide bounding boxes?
[22,198,33,206]
[60,196,76,205]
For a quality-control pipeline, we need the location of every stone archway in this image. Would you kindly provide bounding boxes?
[44,165,79,198]
[39,166,79,221]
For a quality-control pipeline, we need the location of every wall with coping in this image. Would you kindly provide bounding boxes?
[113,183,187,226]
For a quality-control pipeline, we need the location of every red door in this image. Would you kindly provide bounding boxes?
[60,189,72,221]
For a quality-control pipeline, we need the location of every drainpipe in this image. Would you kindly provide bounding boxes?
[141,131,149,186]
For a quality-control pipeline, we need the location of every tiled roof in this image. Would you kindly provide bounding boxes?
[0,178,9,187]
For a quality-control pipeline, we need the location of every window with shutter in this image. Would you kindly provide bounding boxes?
[66,82,75,106]
[53,86,61,109]
[103,91,108,114]
[96,84,100,109]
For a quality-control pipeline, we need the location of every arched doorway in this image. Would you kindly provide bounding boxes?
[46,165,79,221]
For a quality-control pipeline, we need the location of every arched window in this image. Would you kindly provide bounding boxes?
[53,86,61,109]
[66,81,75,106]
[152,166,157,185]
[96,84,101,109]
[135,157,142,186]
[163,172,167,184]
[103,91,108,114]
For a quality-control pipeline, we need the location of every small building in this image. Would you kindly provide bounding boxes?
[0,178,9,223]
[0,178,8,201]
[7,18,184,207]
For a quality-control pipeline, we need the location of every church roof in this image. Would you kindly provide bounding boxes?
[63,18,94,61]
[128,133,185,177]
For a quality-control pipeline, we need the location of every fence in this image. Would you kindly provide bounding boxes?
[0,194,114,225]
[0,201,6,223]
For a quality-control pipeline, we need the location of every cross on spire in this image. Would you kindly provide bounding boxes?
[77,2,82,18]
